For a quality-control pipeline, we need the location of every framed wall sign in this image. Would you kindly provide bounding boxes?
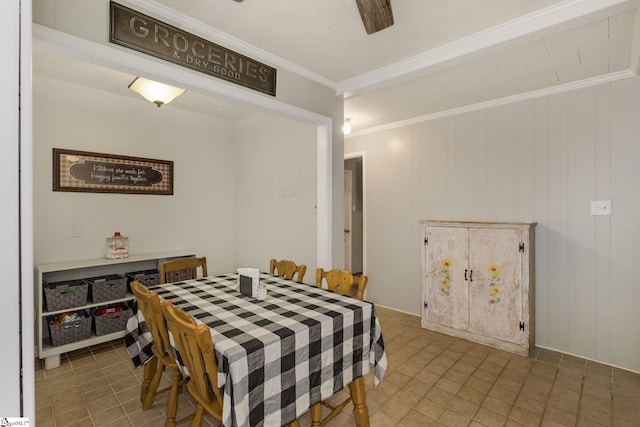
[53,148,174,195]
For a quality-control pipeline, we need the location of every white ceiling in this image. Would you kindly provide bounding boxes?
[34,0,640,134]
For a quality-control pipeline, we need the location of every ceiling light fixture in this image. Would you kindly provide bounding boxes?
[128,77,186,107]
[342,118,352,135]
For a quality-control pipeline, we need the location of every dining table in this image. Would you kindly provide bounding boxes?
[125,272,387,427]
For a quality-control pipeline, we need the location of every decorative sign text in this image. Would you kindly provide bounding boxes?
[109,2,277,96]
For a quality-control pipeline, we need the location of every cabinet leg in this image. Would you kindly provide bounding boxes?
[44,355,60,370]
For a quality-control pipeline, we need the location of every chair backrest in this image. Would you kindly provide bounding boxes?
[162,301,224,408]
[315,268,368,300]
[159,257,208,284]
[130,281,175,365]
[269,259,307,283]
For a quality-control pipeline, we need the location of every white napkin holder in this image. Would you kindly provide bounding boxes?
[237,268,260,298]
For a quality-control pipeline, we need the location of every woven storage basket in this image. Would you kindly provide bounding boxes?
[91,304,132,336]
[84,274,127,303]
[44,280,89,312]
[126,269,159,287]
[48,310,92,346]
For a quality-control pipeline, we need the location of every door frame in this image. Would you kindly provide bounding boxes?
[344,152,366,276]
[344,169,353,271]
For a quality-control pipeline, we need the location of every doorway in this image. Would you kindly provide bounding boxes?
[344,155,364,274]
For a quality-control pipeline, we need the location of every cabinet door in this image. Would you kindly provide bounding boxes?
[424,226,469,330]
[467,228,524,344]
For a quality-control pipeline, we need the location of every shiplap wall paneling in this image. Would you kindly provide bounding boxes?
[533,97,550,348]
[610,78,640,370]
[471,110,489,220]
[453,114,476,217]
[567,88,598,358]
[513,101,536,220]
[488,105,516,221]
[426,119,449,220]
[546,93,570,350]
[593,84,611,364]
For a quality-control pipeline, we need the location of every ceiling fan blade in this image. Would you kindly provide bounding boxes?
[355,0,394,34]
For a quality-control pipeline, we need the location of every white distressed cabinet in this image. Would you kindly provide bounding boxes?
[36,250,196,370]
[420,221,535,356]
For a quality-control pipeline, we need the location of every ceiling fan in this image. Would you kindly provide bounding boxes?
[232,0,394,35]
[354,0,394,34]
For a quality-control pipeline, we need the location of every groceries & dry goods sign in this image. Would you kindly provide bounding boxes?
[109,1,277,96]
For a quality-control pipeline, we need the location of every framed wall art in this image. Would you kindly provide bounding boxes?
[53,148,174,195]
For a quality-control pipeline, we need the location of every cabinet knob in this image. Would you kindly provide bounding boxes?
[464,269,468,281]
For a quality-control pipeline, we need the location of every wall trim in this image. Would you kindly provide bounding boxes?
[347,69,635,137]
[337,0,640,97]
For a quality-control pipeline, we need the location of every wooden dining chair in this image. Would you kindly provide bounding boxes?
[159,256,208,284]
[269,259,307,283]
[315,268,368,300]
[162,301,223,427]
[130,281,191,427]
[312,268,369,426]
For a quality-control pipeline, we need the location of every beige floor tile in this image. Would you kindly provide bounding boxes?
[399,409,437,426]
[481,395,513,417]
[456,386,486,405]
[35,406,56,427]
[508,405,542,427]
[33,308,640,427]
[54,406,90,427]
[543,405,578,426]
[446,395,479,418]
[391,387,424,407]
[380,398,412,421]
[474,407,507,427]
[414,397,447,419]
[438,408,472,427]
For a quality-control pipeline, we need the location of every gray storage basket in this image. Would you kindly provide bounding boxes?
[48,310,92,346]
[84,274,127,303]
[126,269,160,287]
[91,304,132,336]
[44,279,89,312]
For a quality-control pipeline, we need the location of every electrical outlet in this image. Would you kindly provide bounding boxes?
[590,200,611,216]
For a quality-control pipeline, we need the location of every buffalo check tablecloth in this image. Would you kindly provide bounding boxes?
[125,273,387,427]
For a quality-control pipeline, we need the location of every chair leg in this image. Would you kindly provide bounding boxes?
[141,357,158,404]
[190,406,205,427]
[164,369,182,427]
[288,420,301,427]
[142,360,166,410]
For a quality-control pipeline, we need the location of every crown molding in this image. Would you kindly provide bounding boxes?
[347,70,635,138]
[337,0,640,97]
[128,0,336,89]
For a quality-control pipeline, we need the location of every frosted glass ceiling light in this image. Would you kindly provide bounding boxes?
[342,118,352,135]
[128,77,186,107]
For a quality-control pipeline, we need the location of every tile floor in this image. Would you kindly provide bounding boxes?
[35,307,640,426]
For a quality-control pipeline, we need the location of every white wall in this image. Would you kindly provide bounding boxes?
[1,0,23,417]
[233,113,318,282]
[345,77,640,373]
[34,76,238,271]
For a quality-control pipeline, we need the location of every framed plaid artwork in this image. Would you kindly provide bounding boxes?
[53,148,173,195]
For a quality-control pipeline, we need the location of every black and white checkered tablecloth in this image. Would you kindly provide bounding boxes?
[125,273,387,427]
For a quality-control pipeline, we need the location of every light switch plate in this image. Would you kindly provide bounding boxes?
[72,223,83,238]
[590,200,611,216]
